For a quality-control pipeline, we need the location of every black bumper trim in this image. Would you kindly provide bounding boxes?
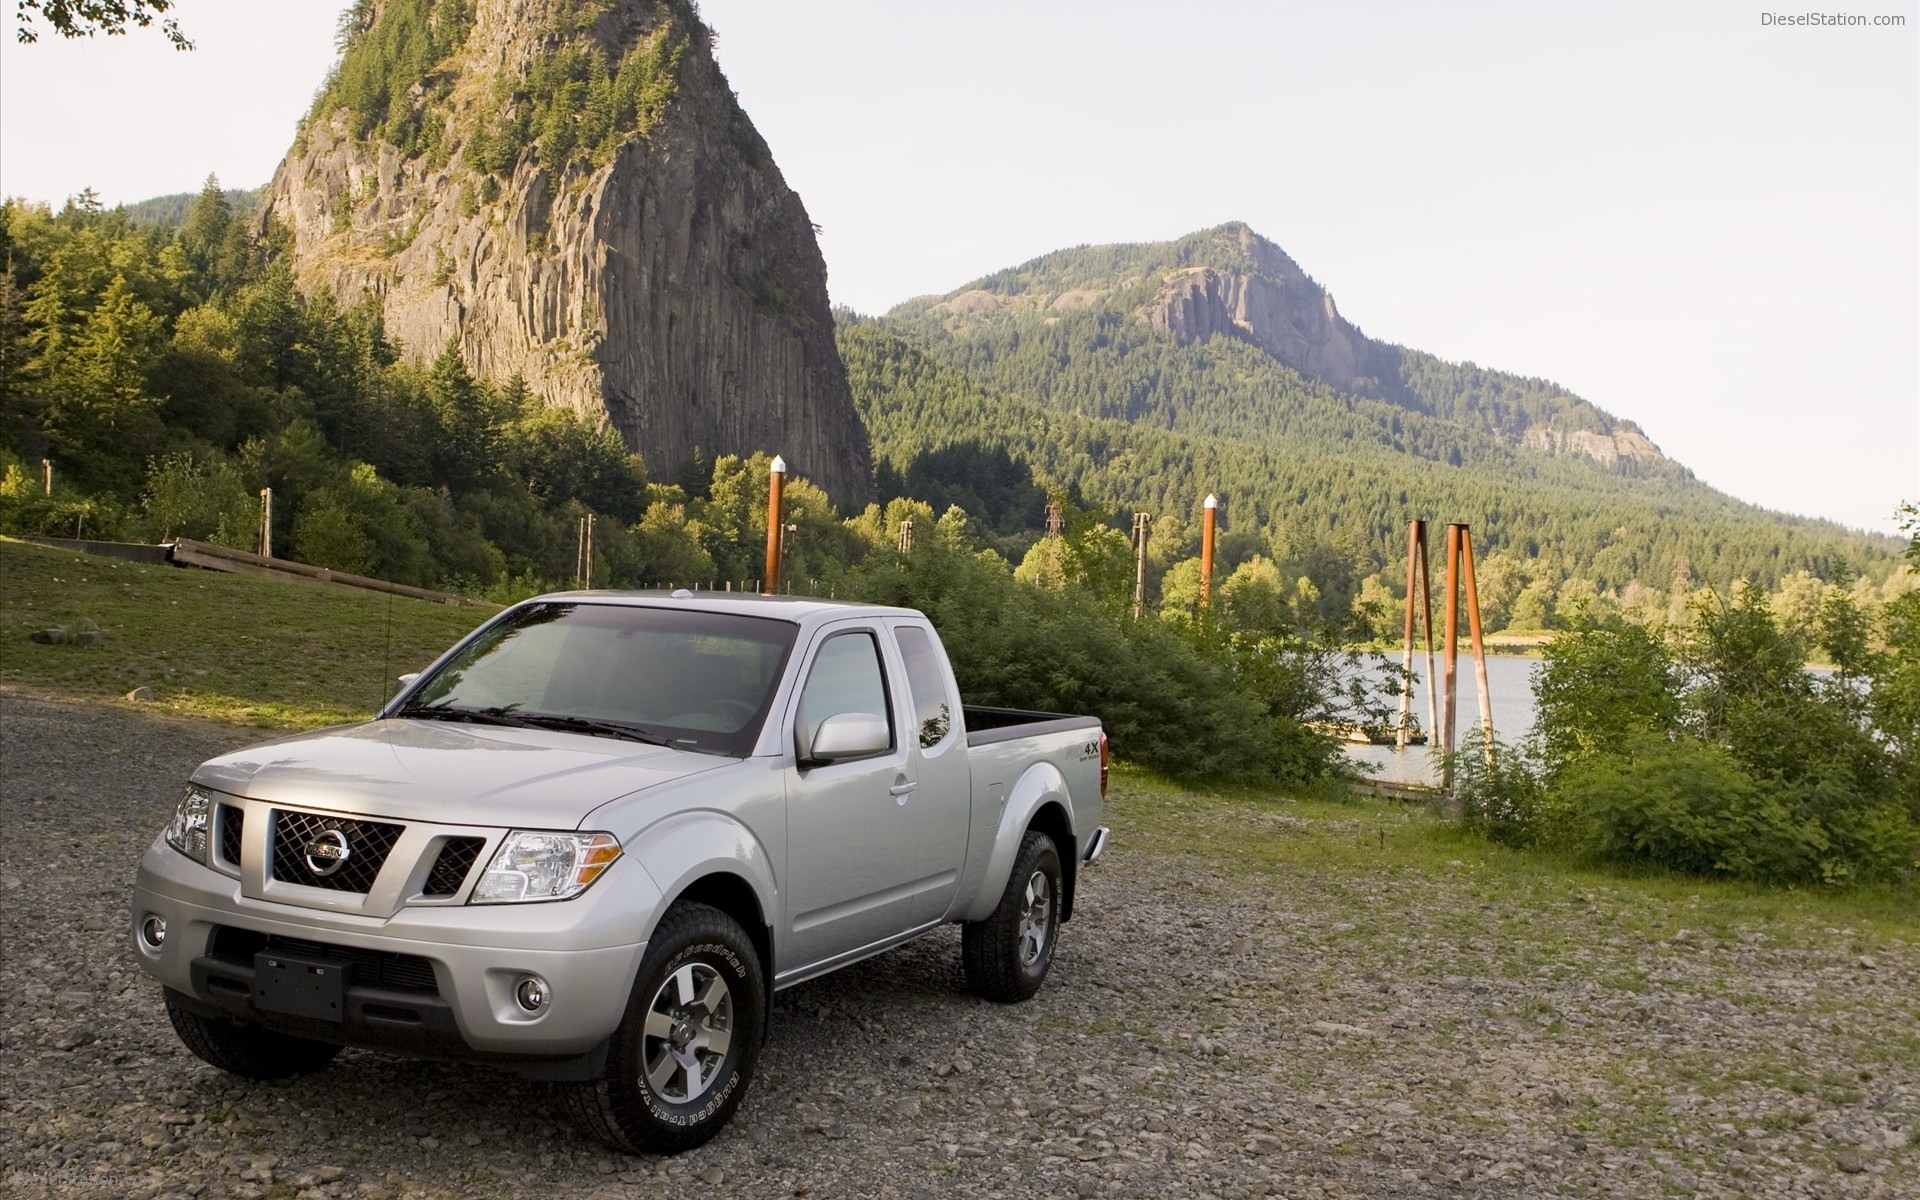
[180,959,609,1082]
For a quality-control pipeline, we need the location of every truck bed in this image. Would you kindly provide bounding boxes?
[963,705,1101,746]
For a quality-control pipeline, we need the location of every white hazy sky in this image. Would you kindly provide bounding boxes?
[2,0,1914,535]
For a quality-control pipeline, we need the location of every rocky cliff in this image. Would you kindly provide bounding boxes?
[259,0,870,505]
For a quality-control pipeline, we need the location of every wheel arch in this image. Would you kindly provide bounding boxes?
[630,811,779,1019]
[667,871,774,1015]
[958,761,1079,923]
[1024,799,1078,922]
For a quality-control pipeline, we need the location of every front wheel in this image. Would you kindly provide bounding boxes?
[963,830,1062,1003]
[562,902,766,1155]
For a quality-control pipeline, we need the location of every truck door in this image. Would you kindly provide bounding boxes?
[890,621,971,923]
[781,624,918,970]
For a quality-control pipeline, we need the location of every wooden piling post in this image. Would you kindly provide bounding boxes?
[1132,512,1152,620]
[1199,494,1217,612]
[763,455,786,595]
[259,488,273,559]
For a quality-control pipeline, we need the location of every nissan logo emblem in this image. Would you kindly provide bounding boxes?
[303,829,352,877]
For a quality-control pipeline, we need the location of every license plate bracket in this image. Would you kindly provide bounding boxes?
[253,951,352,1022]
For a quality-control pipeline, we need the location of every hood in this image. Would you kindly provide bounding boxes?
[190,718,730,828]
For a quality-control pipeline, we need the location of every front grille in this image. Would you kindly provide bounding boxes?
[218,805,244,866]
[208,926,440,995]
[423,837,486,897]
[269,810,403,894]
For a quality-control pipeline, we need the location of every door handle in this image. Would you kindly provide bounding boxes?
[889,779,918,800]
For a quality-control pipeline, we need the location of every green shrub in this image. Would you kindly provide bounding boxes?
[1449,732,1557,848]
[1532,609,1678,781]
[840,537,1296,782]
[1564,734,1824,882]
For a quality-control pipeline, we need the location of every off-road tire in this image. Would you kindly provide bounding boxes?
[962,830,1062,1002]
[562,902,766,1155]
[164,989,343,1079]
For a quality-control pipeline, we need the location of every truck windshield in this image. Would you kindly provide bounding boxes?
[398,603,799,758]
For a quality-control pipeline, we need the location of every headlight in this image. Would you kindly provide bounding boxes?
[471,831,622,904]
[164,785,213,864]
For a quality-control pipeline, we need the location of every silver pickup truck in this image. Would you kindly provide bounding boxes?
[130,592,1108,1153]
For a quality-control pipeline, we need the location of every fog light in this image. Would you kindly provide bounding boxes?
[514,974,549,1013]
[140,915,167,949]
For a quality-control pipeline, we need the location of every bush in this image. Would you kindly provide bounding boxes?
[840,537,1295,782]
[1492,580,1919,888]
[1449,732,1557,848]
[1563,734,1824,882]
[1532,610,1678,781]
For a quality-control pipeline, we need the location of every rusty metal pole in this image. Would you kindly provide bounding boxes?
[1418,521,1438,746]
[1461,526,1494,752]
[762,455,786,595]
[1199,494,1217,614]
[1441,523,1463,787]
[1397,520,1419,750]
[1132,512,1152,620]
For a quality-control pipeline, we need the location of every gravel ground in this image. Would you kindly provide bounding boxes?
[2,691,1914,1200]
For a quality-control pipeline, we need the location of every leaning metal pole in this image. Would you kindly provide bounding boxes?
[1397,519,1419,750]
[1461,526,1494,753]
[1419,521,1439,749]
[1441,523,1463,788]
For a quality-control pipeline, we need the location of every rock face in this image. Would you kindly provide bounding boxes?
[1135,225,1665,474]
[1142,233,1392,400]
[1521,427,1664,472]
[259,0,870,506]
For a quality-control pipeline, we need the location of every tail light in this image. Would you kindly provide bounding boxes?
[1099,731,1110,798]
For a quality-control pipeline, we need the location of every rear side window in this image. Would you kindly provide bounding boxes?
[895,626,954,749]
[796,632,894,753]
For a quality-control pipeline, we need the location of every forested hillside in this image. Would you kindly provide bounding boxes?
[118,183,263,229]
[859,224,1903,630]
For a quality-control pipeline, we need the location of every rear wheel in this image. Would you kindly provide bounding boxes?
[963,830,1062,1002]
[562,902,766,1155]
[164,989,342,1079]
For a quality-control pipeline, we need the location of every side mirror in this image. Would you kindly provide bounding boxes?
[397,673,420,687]
[803,712,890,766]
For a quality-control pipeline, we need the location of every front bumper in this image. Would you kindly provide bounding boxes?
[131,835,653,1076]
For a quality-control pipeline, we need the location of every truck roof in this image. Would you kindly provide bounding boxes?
[529,590,924,624]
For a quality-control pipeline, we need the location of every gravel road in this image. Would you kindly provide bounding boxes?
[2,691,1913,1200]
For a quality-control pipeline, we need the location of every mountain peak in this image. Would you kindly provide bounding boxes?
[900,225,1664,476]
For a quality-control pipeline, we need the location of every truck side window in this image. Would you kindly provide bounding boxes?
[797,632,894,753]
[894,626,954,749]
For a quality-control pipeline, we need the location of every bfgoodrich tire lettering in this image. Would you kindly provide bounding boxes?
[562,902,766,1155]
[164,989,342,1079]
[963,829,1062,1003]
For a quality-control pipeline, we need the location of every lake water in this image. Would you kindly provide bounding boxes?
[1343,653,1540,785]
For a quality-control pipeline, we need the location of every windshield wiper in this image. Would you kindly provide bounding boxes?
[511,714,677,747]
[395,702,534,728]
